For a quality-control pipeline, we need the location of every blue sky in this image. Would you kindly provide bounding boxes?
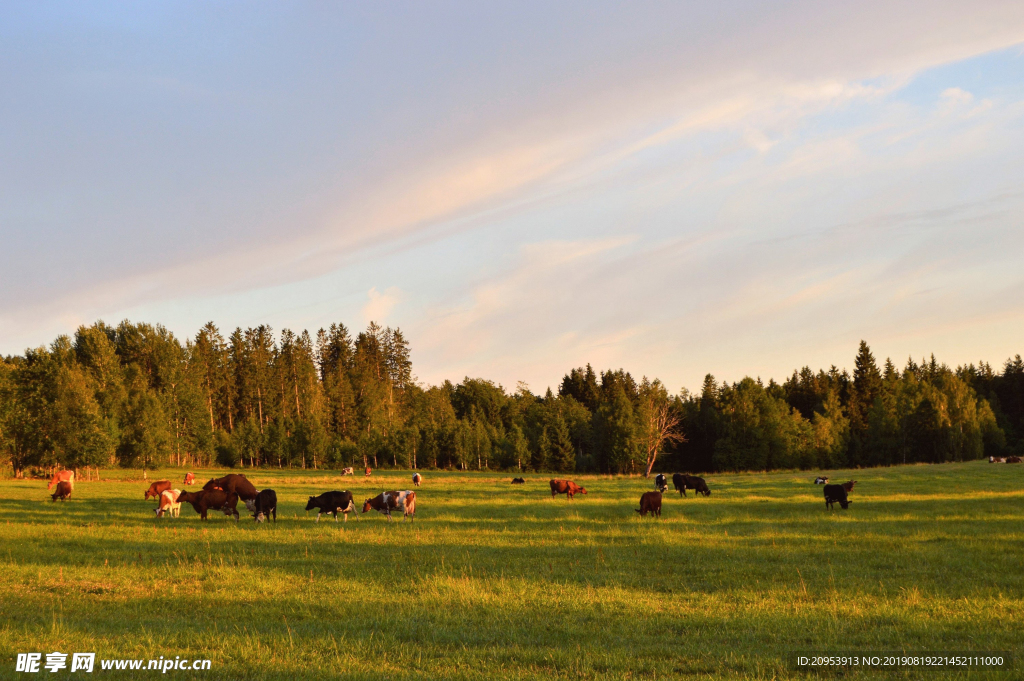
[2,2,1023,392]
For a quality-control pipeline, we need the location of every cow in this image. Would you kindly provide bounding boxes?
[364,467,372,477]
[673,474,710,497]
[48,470,75,491]
[50,481,73,502]
[511,477,526,484]
[183,472,195,485]
[654,473,668,493]
[814,476,829,484]
[842,480,857,492]
[203,474,258,501]
[1007,456,1023,464]
[155,489,182,518]
[305,491,357,522]
[362,490,416,522]
[178,489,240,520]
[823,484,851,510]
[636,491,662,518]
[412,473,422,487]
[145,480,173,500]
[342,467,355,475]
[244,489,277,523]
[549,479,587,500]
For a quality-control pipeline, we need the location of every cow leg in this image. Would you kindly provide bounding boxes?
[272,507,276,523]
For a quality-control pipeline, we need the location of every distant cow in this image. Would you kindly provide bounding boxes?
[178,489,240,520]
[842,480,857,492]
[342,467,354,475]
[364,467,372,477]
[145,480,173,500]
[1007,456,1023,464]
[673,473,710,497]
[654,474,668,493]
[511,477,526,484]
[244,489,277,523]
[989,456,1005,463]
[48,470,75,491]
[823,484,851,510]
[814,476,829,484]
[155,489,182,518]
[636,491,662,518]
[363,490,416,522]
[203,474,258,501]
[50,480,73,502]
[412,473,422,487]
[549,479,587,500]
[184,472,195,485]
[305,491,357,522]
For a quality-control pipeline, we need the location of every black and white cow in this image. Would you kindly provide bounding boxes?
[654,473,668,493]
[244,489,277,522]
[305,490,357,522]
[814,476,829,484]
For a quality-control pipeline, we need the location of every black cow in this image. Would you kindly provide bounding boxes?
[823,484,851,510]
[511,477,526,484]
[245,489,277,523]
[305,491,357,522]
[673,473,710,497]
[654,473,668,493]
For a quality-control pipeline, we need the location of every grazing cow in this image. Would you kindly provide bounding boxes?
[145,480,173,500]
[823,484,851,510]
[814,476,829,484]
[244,489,277,523]
[305,491,357,522]
[178,489,240,520]
[511,477,526,484]
[549,479,587,500]
[48,470,75,491]
[673,474,710,497]
[203,473,258,501]
[364,467,372,477]
[842,480,857,492]
[654,473,668,493]
[50,481,73,502]
[362,490,416,522]
[636,491,662,518]
[155,489,182,518]
[1007,456,1023,464]
[412,473,422,487]
[183,472,195,485]
[342,467,354,475]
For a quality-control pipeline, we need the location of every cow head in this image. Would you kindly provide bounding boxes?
[254,512,266,523]
[579,487,588,495]
[839,499,851,509]
[362,500,373,513]
[305,497,317,511]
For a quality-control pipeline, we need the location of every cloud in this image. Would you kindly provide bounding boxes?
[362,287,402,324]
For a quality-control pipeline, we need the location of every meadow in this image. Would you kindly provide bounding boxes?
[0,461,1021,680]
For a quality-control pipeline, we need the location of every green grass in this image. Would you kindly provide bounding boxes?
[0,462,1021,679]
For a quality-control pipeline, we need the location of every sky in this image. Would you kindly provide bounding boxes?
[2,1,1023,393]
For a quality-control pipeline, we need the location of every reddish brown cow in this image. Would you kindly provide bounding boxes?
[48,470,74,491]
[550,479,587,500]
[145,480,173,500]
[364,467,372,477]
[362,490,416,522]
[184,472,196,485]
[842,480,857,492]
[636,491,662,518]
[51,481,73,502]
[178,489,240,520]
[203,474,258,501]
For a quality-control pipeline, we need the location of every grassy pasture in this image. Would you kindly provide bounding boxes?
[0,462,1021,680]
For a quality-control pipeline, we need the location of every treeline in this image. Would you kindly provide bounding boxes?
[0,322,1021,476]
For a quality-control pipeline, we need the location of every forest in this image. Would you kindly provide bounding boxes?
[0,320,1021,477]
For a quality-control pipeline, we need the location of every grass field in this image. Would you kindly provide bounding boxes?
[0,461,1021,680]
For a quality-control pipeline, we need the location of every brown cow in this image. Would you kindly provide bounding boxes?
[636,491,662,518]
[184,472,196,485]
[362,490,416,522]
[842,480,857,492]
[155,489,182,518]
[178,489,240,520]
[1006,456,1023,464]
[550,479,587,500]
[412,473,422,487]
[203,474,258,501]
[51,481,73,502]
[48,470,74,491]
[145,480,173,500]
[364,467,372,477]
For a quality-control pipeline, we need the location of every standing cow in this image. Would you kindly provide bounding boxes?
[178,489,240,520]
[306,491,357,522]
[184,472,196,485]
[155,489,182,518]
[549,479,587,500]
[636,491,662,518]
[48,470,75,491]
[412,473,422,487]
[50,481,73,502]
[245,489,278,522]
[672,473,710,497]
[654,474,668,492]
[823,484,851,510]
[145,480,173,500]
[363,490,416,522]
[203,474,258,501]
